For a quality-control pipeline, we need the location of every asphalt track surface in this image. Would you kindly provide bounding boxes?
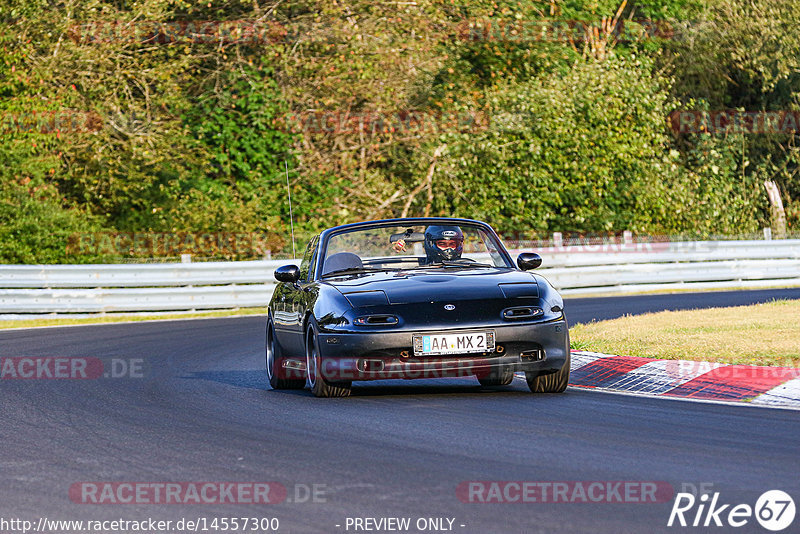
[2,289,799,534]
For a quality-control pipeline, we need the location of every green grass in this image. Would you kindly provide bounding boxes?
[570,299,800,366]
[0,308,268,330]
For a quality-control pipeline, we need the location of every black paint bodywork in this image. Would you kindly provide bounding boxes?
[268,217,569,382]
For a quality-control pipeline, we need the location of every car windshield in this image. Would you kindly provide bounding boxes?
[320,222,512,277]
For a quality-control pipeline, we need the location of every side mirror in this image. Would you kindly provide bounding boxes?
[275,264,301,283]
[517,253,542,271]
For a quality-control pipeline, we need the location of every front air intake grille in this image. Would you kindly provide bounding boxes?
[354,314,399,326]
[502,306,544,320]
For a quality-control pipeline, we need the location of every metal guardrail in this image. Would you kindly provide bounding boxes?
[1,240,799,314]
[0,261,283,288]
[0,261,286,314]
[520,239,800,295]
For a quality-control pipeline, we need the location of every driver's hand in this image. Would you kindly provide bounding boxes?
[392,239,406,252]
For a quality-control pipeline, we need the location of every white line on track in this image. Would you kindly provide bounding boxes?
[0,314,265,332]
[565,385,800,412]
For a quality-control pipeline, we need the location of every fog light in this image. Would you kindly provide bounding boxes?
[357,359,385,372]
[520,349,545,362]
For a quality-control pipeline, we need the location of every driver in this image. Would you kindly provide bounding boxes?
[422,225,463,263]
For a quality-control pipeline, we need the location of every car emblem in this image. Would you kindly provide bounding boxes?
[444,304,456,311]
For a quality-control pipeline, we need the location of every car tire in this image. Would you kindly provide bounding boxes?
[477,365,514,386]
[266,320,305,390]
[525,350,570,393]
[306,326,351,398]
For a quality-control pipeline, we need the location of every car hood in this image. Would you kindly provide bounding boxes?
[324,268,540,306]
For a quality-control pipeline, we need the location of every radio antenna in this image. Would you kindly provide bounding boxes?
[285,161,297,260]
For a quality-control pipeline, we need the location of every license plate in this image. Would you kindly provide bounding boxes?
[412,331,495,356]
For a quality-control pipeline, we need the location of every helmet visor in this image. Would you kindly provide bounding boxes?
[435,239,460,250]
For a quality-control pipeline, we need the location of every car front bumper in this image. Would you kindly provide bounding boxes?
[312,319,569,382]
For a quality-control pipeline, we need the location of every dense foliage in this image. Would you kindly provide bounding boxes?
[0,0,797,262]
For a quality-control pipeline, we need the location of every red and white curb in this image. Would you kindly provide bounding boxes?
[565,350,800,408]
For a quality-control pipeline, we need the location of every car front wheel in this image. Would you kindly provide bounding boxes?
[525,350,570,393]
[266,320,305,390]
[306,327,351,398]
[477,365,514,387]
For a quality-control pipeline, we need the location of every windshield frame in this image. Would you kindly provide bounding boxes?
[312,217,515,281]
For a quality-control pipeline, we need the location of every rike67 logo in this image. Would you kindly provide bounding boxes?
[668,490,795,531]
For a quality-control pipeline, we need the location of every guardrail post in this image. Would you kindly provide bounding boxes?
[764,180,787,238]
[623,230,633,247]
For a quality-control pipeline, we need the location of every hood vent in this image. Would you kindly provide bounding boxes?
[343,290,390,307]
[498,283,539,299]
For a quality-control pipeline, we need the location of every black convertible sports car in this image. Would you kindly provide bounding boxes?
[266,217,570,397]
